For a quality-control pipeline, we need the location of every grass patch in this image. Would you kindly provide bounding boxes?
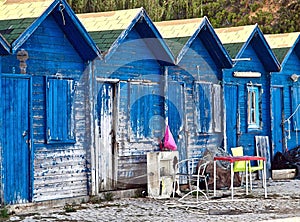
[0,207,9,218]
[64,203,77,213]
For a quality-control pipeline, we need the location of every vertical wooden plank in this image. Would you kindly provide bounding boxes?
[96,82,115,191]
[224,84,238,150]
[271,87,284,154]
[2,76,30,204]
[213,84,222,132]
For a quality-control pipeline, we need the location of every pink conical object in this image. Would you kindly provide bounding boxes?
[163,125,177,151]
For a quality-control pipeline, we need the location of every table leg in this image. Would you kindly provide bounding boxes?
[264,160,267,198]
[214,160,216,196]
[246,160,248,195]
[231,162,234,200]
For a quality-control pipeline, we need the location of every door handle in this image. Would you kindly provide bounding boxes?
[22,130,28,137]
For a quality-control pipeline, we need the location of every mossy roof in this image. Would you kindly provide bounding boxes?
[154,18,203,57]
[0,0,52,44]
[77,8,142,52]
[265,32,300,63]
[215,25,256,58]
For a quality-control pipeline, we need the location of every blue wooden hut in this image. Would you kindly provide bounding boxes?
[0,0,100,204]
[215,25,281,158]
[265,32,300,153]
[155,17,232,160]
[78,8,174,193]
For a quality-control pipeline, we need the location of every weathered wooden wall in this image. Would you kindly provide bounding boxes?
[94,27,165,189]
[223,43,271,156]
[1,15,90,202]
[271,49,300,153]
[168,36,224,161]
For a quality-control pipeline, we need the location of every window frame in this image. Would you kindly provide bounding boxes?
[128,81,164,141]
[194,82,223,134]
[247,84,261,131]
[46,77,75,144]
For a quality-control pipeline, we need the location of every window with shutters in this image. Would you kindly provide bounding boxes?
[247,85,261,130]
[46,78,75,143]
[194,82,222,133]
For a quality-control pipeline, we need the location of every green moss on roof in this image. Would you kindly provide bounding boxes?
[88,30,123,52]
[164,37,189,58]
[223,43,244,58]
[0,18,35,44]
[272,47,290,63]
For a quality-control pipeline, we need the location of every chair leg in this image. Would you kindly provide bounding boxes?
[204,178,209,195]
[250,171,253,190]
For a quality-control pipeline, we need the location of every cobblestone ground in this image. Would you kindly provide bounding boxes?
[6,179,300,222]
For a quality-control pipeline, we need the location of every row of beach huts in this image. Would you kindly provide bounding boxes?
[0,0,299,204]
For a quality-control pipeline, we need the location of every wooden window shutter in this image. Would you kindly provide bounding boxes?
[213,84,222,132]
[195,82,212,133]
[47,78,74,143]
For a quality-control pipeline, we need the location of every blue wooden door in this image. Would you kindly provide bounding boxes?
[271,86,284,155]
[2,76,31,204]
[224,84,238,150]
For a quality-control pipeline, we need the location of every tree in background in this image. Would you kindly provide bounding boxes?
[67,0,300,34]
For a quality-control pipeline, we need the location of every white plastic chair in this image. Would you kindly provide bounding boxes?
[173,158,209,202]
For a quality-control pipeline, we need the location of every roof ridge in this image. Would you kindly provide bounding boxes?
[154,17,203,26]
[77,7,142,18]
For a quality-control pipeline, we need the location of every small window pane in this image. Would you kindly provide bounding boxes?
[247,86,260,130]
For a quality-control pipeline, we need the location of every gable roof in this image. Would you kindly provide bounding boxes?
[155,18,203,58]
[77,8,141,52]
[265,32,300,64]
[215,24,280,72]
[77,8,174,65]
[155,17,232,68]
[0,0,101,61]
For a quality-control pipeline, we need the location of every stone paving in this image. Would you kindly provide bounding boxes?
[5,179,300,222]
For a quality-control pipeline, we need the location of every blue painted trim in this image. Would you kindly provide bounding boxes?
[0,34,10,55]
[141,9,175,64]
[0,71,2,203]
[0,74,33,203]
[11,0,101,60]
[235,25,281,72]
[281,35,300,69]
[28,76,34,202]
[60,0,102,59]
[105,8,175,65]
[177,16,232,68]
[11,0,59,52]
[104,8,143,61]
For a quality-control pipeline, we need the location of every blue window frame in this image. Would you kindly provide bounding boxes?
[291,86,300,131]
[46,78,75,143]
[247,85,260,130]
